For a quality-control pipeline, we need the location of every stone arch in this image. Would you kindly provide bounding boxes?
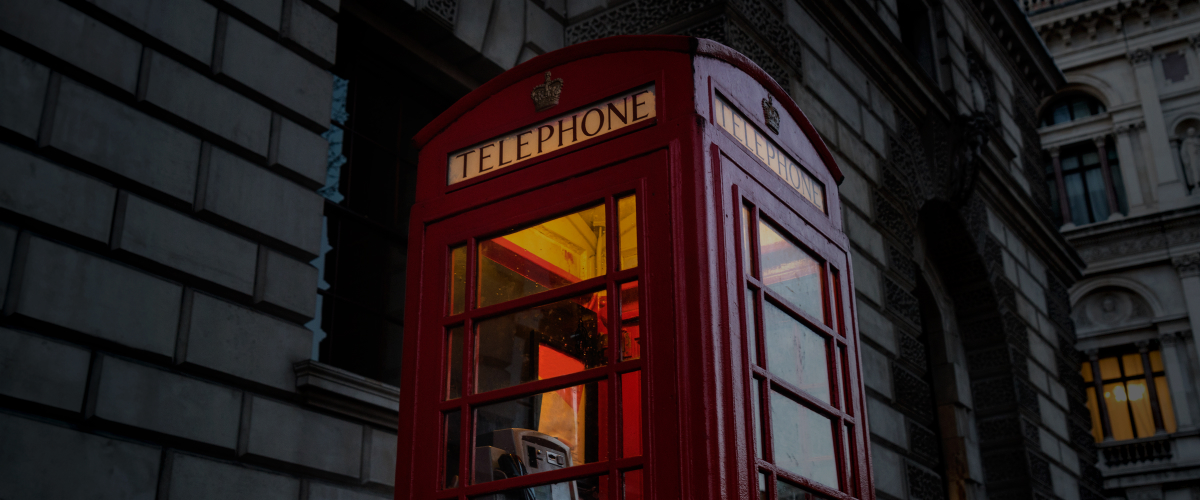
[1071,285,1157,336]
[876,111,1098,499]
[1070,276,1165,319]
[1037,79,1115,117]
[1170,115,1200,139]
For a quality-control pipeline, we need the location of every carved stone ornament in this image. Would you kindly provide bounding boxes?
[1129,48,1154,65]
[531,72,564,112]
[762,95,780,134]
[1173,252,1200,278]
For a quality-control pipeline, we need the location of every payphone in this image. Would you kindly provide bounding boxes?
[398,36,875,500]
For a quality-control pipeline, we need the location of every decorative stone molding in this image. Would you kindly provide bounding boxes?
[295,360,400,428]
[1130,48,1155,66]
[1173,252,1200,278]
[1114,121,1146,136]
[419,0,458,27]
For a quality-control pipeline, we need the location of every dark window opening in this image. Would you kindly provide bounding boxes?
[1163,51,1189,84]
[315,13,456,385]
[1044,139,1126,226]
[898,0,937,81]
[1040,93,1106,127]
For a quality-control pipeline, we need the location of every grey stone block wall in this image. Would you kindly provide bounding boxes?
[0,0,392,497]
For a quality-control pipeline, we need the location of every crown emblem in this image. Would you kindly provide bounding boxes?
[531,72,564,112]
[762,95,780,134]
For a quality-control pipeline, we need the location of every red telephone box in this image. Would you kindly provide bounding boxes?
[399,36,874,500]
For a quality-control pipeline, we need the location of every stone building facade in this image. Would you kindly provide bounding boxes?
[1024,0,1200,499]
[0,1,1093,500]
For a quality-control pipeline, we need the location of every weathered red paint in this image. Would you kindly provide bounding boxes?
[399,35,873,500]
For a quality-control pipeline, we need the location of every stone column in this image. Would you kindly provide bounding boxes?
[1158,331,1194,429]
[1174,253,1200,388]
[1094,135,1121,218]
[1050,146,1072,226]
[1114,123,1148,212]
[1130,48,1188,204]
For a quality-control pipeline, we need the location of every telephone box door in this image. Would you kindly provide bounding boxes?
[408,148,675,500]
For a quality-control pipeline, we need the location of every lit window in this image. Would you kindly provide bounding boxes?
[1081,350,1176,442]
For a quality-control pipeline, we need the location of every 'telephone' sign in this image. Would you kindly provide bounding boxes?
[713,95,826,213]
[448,85,656,185]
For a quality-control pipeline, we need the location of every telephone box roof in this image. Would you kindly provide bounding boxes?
[412,35,843,185]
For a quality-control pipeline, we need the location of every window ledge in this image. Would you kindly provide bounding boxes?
[294,360,400,428]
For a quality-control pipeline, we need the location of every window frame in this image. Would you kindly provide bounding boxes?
[736,192,860,500]
[434,181,650,499]
[1083,346,1174,443]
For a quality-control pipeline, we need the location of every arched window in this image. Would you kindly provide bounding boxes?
[1040,93,1107,127]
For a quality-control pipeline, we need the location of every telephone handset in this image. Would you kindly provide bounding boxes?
[475,429,576,500]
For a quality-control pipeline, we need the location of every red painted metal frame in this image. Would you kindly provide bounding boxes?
[400,35,873,500]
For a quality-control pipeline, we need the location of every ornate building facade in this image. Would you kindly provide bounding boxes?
[1025,0,1200,499]
[0,1,1092,500]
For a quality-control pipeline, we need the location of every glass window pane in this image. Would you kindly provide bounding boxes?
[743,205,754,277]
[1072,100,1091,120]
[1080,362,1093,383]
[1060,155,1079,171]
[450,245,467,315]
[1156,376,1177,433]
[1122,354,1144,377]
[1085,168,1110,222]
[473,380,609,484]
[478,204,606,308]
[1125,379,1156,438]
[747,288,758,366]
[771,391,838,489]
[618,195,638,270]
[1081,151,1099,166]
[1064,173,1089,225]
[764,302,831,403]
[777,478,826,499]
[448,326,464,399]
[758,472,769,500]
[1052,105,1070,125]
[843,424,854,495]
[1150,351,1164,372]
[475,290,608,394]
[469,474,608,500]
[622,371,642,458]
[1085,387,1103,442]
[620,281,640,361]
[624,469,643,500]
[752,378,763,459]
[1099,357,1121,380]
[759,221,824,322]
[1103,382,1135,441]
[446,410,461,488]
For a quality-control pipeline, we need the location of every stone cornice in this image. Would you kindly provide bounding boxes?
[1174,252,1200,277]
[1065,204,1200,264]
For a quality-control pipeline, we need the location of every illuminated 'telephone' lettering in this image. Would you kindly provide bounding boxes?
[447,84,656,185]
[713,95,826,214]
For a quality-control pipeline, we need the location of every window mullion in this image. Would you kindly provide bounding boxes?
[1138,344,1166,433]
[1049,147,1072,224]
[1088,351,1114,440]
